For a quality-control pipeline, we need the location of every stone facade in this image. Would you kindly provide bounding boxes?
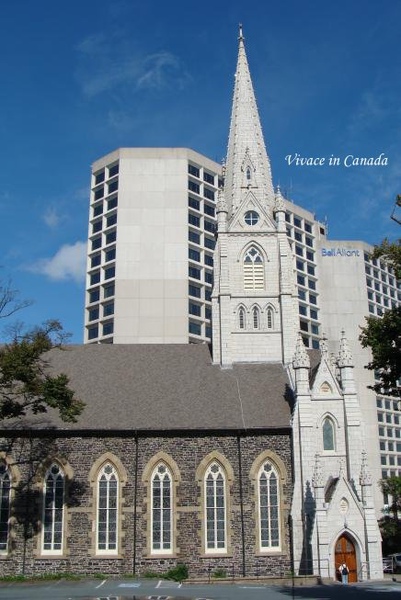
[290,334,383,581]
[0,430,292,578]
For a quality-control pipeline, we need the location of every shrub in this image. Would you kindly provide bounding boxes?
[165,563,188,582]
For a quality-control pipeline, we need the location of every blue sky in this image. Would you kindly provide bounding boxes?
[1,0,400,342]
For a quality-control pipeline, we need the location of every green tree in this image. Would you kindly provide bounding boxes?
[359,239,401,397]
[0,279,84,423]
[379,476,401,555]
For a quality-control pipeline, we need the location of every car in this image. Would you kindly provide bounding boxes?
[385,554,401,574]
[383,557,393,573]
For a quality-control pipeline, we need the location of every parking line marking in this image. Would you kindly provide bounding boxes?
[95,579,107,589]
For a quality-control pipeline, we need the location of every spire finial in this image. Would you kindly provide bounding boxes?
[239,23,244,41]
[293,332,310,369]
[320,333,329,359]
[360,450,372,486]
[312,453,324,488]
[274,185,285,213]
[338,329,353,368]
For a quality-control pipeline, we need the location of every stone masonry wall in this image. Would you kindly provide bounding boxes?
[0,430,292,579]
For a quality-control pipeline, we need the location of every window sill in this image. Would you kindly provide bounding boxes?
[200,552,232,559]
[255,549,284,556]
[144,553,177,559]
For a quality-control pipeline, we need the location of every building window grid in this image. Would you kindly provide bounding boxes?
[186,169,217,343]
[377,394,401,468]
[364,256,399,316]
[87,163,119,346]
[285,210,321,347]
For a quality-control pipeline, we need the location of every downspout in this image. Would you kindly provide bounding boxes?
[132,432,139,576]
[297,403,308,574]
[236,433,246,577]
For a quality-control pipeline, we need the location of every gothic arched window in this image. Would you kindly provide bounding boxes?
[42,463,65,553]
[267,307,273,329]
[97,463,119,554]
[252,306,260,329]
[258,461,280,550]
[151,463,172,554]
[205,462,227,553]
[238,306,246,329]
[0,463,11,553]
[323,417,335,451]
[244,246,264,290]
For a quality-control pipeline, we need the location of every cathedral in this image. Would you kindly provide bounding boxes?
[0,28,383,581]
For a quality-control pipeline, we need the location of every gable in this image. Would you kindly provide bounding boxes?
[325,476,364,520]
[310,358,342,400]
[228,190,277,233]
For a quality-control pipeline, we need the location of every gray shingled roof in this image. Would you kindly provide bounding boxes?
[4,344,293,432]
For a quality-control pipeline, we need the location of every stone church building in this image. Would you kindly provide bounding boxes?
[0,29,383,581]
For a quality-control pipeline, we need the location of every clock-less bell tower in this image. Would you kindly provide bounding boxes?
[211,27,299,367]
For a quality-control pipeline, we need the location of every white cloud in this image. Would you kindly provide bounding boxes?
[43,206,62,229]
[27,242,87,283]
[75,33,190,98]
[136,51,189,90]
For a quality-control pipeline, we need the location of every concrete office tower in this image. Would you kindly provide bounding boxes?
[316,239,401,509]
[85,148,221,344]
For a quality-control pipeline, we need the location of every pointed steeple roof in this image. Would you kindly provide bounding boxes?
[224,26,275,216]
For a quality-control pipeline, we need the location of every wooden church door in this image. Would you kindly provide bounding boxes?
[335,534,357,582]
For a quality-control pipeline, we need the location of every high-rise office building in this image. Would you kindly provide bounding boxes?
[85,148,221,344]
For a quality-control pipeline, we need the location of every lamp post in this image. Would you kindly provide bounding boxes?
[391,195,401,225]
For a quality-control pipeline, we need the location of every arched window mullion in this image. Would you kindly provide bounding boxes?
[42,463,64,554]
[244,246,264,290]
[0,464,11,554]
[97,463,119,554]
[253,306,260,329]
[267,307,273,329]
[238,306,246,330]
[151,463,172,554]
[258,462,280,551]
[205,462,227,553]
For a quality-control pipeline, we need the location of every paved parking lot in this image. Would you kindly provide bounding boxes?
[0,577,401,600]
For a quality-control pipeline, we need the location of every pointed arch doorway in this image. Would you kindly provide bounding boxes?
[335,534,357,582]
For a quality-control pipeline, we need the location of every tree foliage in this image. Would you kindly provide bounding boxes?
[0,279,84,423]
[359,239,401,397]
[379,475,401,555]
[380,475,401,519]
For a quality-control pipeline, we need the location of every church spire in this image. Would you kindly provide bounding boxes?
[224,25,275,216]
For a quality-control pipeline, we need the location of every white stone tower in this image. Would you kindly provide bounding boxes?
[211,27,299,367]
